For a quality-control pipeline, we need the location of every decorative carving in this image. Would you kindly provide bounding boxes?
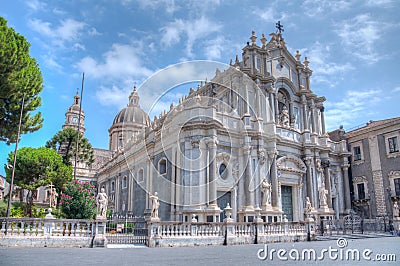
[258,149,266,164]
[276,155,306,174]
[353,176,367,184]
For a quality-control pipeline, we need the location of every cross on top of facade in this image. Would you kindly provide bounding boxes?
[276,21,284,34]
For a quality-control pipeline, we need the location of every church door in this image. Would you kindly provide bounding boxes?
[281,185,293,221]
[217,191,231,222]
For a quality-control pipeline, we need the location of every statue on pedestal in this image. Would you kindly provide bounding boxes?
[96,188,108,218]
[280,105,289,126]
[49,188,58,208]
[150,192,160,219]
[394,201,399,218]
[319,186,328,208]
[261,178,272,207]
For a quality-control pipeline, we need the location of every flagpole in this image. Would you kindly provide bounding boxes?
[5,94,25,235]
[74,73,84,180]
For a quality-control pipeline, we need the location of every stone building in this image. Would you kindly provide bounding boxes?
[97,29,351,223]
[343,117,400,218]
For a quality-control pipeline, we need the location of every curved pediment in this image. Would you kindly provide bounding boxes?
[276,155,306,174]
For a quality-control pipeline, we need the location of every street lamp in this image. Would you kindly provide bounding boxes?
[5,95,25,235]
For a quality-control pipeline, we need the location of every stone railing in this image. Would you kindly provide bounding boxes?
[0,217,95,237]
[148,220,312,247]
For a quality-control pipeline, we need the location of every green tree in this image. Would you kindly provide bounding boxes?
[45,128,94,166]
[60,180,96,219]
[0,17,44,144]
[4,147,73,216]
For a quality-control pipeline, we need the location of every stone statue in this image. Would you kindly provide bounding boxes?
[261,178,272,206]
[394,201,399,218]
[305,197,312,217]
[96,188,108,218]
[280,105,289,126]
[319,187,328,208]
[150,192,160,218]
[49,188,58,208]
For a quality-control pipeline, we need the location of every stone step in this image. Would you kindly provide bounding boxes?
[317,233,394,241]
[107,244,148,248]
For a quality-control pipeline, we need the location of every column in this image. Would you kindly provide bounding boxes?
[304,157,314,204]
[309,102,316,133]
[268,90,275,122]
[289,100,294,127]
[207,138,218,206]
[269,151,279,207]
[244,146,254,207]
[322,160,332,208]
[274,92,279,123]
[342,164,351,212]
[320,106,326,135]
[301,96,308,131]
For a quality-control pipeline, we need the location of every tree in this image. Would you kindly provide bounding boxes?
[4,147,73,216]
[60,180,96,219]
[0,17,44,144]
[45,128,94,167]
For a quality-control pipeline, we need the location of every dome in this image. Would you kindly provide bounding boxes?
[110,86,150,127]
[112,105,150,126]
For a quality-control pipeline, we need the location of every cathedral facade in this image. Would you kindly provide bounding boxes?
[96,30,351,222]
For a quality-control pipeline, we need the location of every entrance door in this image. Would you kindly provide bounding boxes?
[217,191,231,221]
[281,185,293,221]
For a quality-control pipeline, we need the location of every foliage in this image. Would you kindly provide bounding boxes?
[0,200,7,216]
[9,201,24,218]
[60,180,96,219]
[31,205,47,218]
[0,16,44,144]
[4,147,73,216]
[45,128,94,166]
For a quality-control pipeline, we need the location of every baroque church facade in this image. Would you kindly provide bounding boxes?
[95,30,352,223]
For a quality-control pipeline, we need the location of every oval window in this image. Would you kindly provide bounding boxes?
[219,163,228,180]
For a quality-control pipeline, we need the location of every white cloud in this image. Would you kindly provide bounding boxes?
[392,87,400,93]
[256,6,288,23]
[335,14,383,63]
[302,0,352,17]
[365,0,394,7]
[299,41,354,86]
[204,37,225,60]
[28,18,86,48]
[76,43,153,81]
[88,27,101,36]
[160,16,222,58]
[325,89,382,130]
[26,0,46,11]
[123,0,179,14]
[95,85,132,109]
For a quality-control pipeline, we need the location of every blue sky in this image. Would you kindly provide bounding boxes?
[1,0,399,176]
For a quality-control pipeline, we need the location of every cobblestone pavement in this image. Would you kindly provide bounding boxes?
[1,237,399,266]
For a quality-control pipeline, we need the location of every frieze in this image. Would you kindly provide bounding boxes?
[276,155,306,174]
[353,176,367,184]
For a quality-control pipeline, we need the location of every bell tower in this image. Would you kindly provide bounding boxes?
[62,91,85,135]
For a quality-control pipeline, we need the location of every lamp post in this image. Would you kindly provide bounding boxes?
[5,94,25,235]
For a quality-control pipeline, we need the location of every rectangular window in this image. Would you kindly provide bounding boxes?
[357,183,365,200]
[394,178,400,196]
[388,136,399,153]
[353,146,362,161]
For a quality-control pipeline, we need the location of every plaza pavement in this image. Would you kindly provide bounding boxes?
[0,237,399,266]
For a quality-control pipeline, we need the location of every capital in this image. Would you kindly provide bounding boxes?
[321,159,330,168]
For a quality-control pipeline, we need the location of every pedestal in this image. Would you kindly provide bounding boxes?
[93,219,107,248]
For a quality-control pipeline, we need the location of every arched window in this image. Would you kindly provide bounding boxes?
[122,175,127,188]
[159,158,167,175]
[138,169,144,182]
[219,163,228,180]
